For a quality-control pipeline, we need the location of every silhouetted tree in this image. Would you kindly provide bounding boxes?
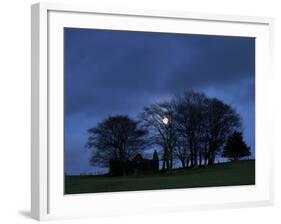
[140,101,177,170]
[204,98,241,165]
[141,91,243,169]
[173,92,207,167]
[174,135,190,168]
[86,115,147,175]
[222,131,251,161]
[86,91,245,174]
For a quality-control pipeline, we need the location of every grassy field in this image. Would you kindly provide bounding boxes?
[65,160,255,194]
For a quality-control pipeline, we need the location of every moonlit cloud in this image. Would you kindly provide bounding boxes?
[64,28,255,174]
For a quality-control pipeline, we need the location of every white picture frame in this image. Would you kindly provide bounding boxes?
[31,2,274,221]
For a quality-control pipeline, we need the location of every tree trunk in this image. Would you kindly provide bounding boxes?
[180,158,185,168]
[168,146,173,170]
[190,150,194,167]
[193,147,198,167]
[162,154,166,171]
[204,157,208,166]
[186,158,190,168]
[199,150,202,166]
[208,151,215,165]
[166,156,170,170]
[170,147,173,169]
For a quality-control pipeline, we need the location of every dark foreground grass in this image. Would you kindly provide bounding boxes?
[65,160,255,194]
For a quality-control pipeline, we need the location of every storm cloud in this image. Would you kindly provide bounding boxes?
[64,28,255,175]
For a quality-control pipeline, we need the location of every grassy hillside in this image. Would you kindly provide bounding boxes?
[65,160,255,194]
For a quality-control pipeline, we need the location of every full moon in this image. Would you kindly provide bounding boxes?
[162,117,169,125]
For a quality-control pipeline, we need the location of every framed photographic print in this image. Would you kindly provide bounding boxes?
[31,2,274,221]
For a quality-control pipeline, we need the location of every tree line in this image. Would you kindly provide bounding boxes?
[86,91,251,173]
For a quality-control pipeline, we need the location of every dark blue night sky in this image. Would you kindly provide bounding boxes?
[64,28,255,175]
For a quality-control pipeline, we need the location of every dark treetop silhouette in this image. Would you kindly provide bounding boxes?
[222,131,251,161]
[86,91,245,176]
[86,115,147,175]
